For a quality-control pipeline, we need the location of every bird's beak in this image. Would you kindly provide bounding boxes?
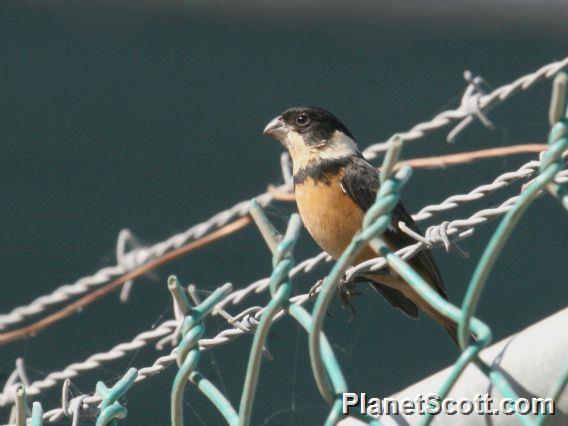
[263,115,287,139]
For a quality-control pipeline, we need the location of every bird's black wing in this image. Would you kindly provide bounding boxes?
[371,283,419,318]
[341,155,447,299]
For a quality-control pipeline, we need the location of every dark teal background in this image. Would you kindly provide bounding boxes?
[1,5,567,425]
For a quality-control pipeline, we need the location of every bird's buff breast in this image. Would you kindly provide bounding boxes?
[295,175,366,260]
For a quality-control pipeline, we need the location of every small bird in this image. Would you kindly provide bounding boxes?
[263,106,459,344]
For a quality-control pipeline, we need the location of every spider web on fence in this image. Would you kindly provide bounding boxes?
[1,57,567,426]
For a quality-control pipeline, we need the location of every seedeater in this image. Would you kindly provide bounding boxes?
[263,106,459,344]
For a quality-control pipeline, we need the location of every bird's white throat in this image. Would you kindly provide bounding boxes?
[287,130,359,173]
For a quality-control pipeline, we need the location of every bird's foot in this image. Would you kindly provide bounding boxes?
[309,277,366,321]
[337,278,362,321]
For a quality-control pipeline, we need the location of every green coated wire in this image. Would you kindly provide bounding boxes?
[416,345,483,426]
[249,200,383,424]
[536,73,568,425]
[542,121,568,210]
[288,305,348,401]
[290,304,378,424]
[238,210,302,426]
[458,151,567,349]
[474,360,534,426]
[95,367,137,426]
[172,350,202,426]
[170,280,234,426]
[537,361,568,426]
[189,372,239,426]
[308,137,412,423]
[96,404,128,426]
[30,402,43,426]
[368,235,492,426]
[168,275,192,317]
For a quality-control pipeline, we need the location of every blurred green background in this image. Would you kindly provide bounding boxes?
[1,3,567,425]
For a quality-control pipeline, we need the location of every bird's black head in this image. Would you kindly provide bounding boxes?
[281,106,354,141]
[263,106,358,171]
[264,106,354,145]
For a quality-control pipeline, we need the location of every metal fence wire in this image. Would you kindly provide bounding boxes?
[1,61,567,426]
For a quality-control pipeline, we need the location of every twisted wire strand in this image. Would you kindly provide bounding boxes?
[412,154,556,221]
[2,56,567,332]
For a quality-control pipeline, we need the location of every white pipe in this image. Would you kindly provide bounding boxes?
[340,307,568,425]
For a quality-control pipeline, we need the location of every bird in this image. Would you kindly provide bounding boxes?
[263,106,460,344]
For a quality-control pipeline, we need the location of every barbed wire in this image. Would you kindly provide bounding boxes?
[2,56,567,334]
[2,57,568,425]
[2,161,566,420]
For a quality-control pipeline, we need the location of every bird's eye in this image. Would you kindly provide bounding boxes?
[295,114,310,126]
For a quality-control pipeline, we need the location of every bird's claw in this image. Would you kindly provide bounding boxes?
[337,278,361,321]
[309,276,364,321]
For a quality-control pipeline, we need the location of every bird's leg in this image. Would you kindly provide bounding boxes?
[336,276,368,320]
[336,269,391,319]
[309,269,392,320]
[309,275,367,301]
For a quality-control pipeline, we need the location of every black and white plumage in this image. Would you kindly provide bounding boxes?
[263,106,459,344]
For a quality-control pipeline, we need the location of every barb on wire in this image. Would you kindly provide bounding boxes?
[188,284,273,361]
[397,220,470,258]
[447,70,496,143]
[115,229,159,303]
